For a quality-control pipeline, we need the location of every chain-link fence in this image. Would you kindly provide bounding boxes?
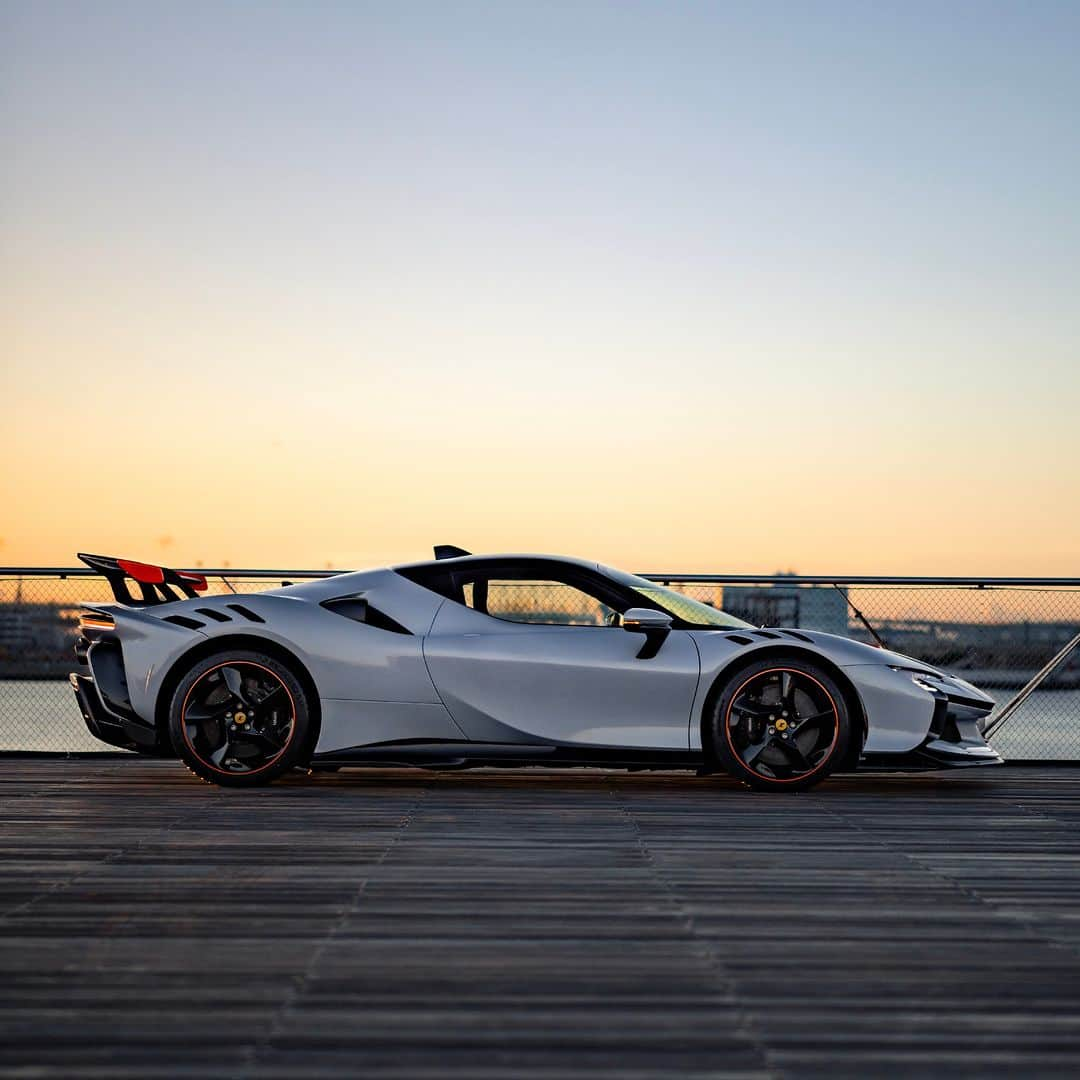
[0,572,307,754]
[2,569,1078,760]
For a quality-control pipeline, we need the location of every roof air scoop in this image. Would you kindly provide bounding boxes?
[434,545,471,560]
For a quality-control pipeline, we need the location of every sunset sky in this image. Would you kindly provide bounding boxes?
[3,1,1078,575]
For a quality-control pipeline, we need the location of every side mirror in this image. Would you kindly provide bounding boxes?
[621,607,673,632]
[621,607,672,660]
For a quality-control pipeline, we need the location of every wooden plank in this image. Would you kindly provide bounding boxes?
[1,761,1080,1077]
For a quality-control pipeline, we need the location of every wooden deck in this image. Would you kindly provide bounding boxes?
[2,760,1080,1078]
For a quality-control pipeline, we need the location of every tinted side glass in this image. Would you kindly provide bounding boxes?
[478,579,617,626]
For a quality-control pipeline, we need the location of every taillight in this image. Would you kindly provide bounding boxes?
[78,611,115,633]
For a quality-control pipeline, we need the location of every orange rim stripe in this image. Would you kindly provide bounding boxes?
[723,666,839,784]
[180,660,296,776]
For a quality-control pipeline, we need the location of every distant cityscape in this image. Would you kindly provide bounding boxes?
[1,584,1077,688]
[0,601,81,678]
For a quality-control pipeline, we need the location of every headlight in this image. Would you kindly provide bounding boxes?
[889,665,946,695]
[889,666,992,709]
[910,673,945,695]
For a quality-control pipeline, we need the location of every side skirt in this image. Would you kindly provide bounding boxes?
[859,750,1003,772]
[310,741,705,772]
[310,739,1004,774]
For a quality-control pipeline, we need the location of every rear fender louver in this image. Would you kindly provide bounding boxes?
[163,615,205,630]
[195,608,233,623]
[226,604,265,624]
[725,634,754,646]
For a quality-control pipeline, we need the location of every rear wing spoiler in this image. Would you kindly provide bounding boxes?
[77,553,208,607]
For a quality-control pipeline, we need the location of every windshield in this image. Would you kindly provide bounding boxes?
[603,567,752,629]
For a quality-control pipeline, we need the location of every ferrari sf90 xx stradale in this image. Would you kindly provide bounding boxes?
[70,548,1002,791]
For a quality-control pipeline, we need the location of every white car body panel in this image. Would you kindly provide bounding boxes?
[841,665,937,752]
[423,598,700,748]
[316,699,465,754]
[688,629,939,753]
[73,551,1000,771]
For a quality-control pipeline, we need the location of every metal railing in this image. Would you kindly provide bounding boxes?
[2,567,1078,760]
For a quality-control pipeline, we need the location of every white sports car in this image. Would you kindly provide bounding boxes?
[70,548,1001,791]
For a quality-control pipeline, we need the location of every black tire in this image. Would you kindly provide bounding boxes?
[167,650,314,787]
[707,656,851,792]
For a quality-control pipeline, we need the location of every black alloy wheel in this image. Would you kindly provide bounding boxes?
[168,650,313,786]
[709,658,851,791]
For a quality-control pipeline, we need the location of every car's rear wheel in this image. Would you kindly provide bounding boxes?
[168,650,313,787]
[708,657,851,792]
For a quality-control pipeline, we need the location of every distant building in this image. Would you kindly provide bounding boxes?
[0,602,80,676]
[720,583,850,636]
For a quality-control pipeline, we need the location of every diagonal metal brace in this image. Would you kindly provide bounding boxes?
[982,630,1080,740]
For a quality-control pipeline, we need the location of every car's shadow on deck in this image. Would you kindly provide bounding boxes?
[267,763,1011,798]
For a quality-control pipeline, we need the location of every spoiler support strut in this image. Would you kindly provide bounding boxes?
[77,553,208,606]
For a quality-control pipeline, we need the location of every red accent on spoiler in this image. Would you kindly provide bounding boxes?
[178,572,208,592]
[117,559,165,585]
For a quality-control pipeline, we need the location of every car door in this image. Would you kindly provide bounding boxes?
[422,564,701,749]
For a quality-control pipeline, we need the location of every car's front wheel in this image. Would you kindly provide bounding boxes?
[168,650,314,787]
[708,657,851,791]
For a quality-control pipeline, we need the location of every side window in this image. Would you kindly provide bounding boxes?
[473,579,618,627]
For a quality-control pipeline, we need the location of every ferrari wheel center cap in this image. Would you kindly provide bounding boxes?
[775,719,788,732]
[234,712,247,725]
